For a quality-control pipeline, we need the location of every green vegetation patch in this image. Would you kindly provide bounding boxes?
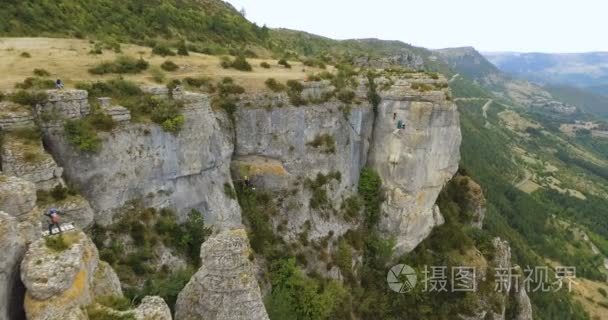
[89,56,149,75]
[307,133,336,153]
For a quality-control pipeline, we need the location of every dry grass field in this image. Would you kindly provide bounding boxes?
[0,37,323,92]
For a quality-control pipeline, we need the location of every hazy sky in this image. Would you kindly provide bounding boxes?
[226,0,605,53]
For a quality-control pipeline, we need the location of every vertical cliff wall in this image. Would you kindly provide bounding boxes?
[41,90,241,228]
[233,95,374,240]
[368,75,461,254]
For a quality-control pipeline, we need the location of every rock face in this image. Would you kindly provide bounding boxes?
[1,136,65,190]
[20,230,171,320]
[0,101,35,130]
[0,175,37,217]
[175,229,269,320]
[368,76,461,254]
[0,211,27,320]
[20,231,98,320]
[91,261,122,298]
[35,90,90,126]
[234,100,374,240]
[43,91,241,227]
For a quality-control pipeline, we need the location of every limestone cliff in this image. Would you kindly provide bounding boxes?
[41,90,241,228]
[175,229,269,320]
[233,96,374,241]
[0,175,40,320]
[368,74,461,254]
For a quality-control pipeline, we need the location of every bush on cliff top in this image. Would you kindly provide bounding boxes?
[88,56,149,75]
[9,90,48,107]
[64,118,102,152]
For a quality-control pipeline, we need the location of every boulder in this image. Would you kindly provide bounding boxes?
[175,229,269,320]
[133,296,172,320]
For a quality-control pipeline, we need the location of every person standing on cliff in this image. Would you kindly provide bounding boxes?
[44,208,63,235]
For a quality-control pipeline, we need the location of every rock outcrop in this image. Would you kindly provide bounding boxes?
[19,230,170,320]
[368,75,461,254]
[35,90,90,127]
[20,231,99,320]
[0,101,35,130]
[175,229,269,320]
[0,211,27,320]
[42,91,240,227]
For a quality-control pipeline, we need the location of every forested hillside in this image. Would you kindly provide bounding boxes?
[0,0,268,52]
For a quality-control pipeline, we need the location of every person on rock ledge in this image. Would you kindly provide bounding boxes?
[44,208,63,235]
[55,79,64,89]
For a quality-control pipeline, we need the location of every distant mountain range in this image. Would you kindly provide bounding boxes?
[483,51,608,96]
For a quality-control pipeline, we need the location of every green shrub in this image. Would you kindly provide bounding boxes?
[64,118,101,152]
[15,77,55,90]
[177,40,189,56]
[149,67,166,84]
[20,52,31,58]
[10,127,41,141]
[137,268,195,314]
[89,56,149,75]
[217,77,245,95]
[278,58,291,68]
[33,68,51,77]
[266,258,349,320]
[76,79,142,98]
[95,295,132,311]
[160,60,179,72]
[599,287,607,297]
[305,172,341,210]
[265,78,285,92]
[182,77,211,89]
[49,185,68,201]
[45,235,69,251]
[337,89,356,104]
[230,55,252,71]
[10,90,48,107]
[88,112,116,131]
[141,97,185,133]
[220,56,231,69]
[341,196,362,221]
[260,61,271,68]
[307,133,336,153]
[336,239,353,277]
[152,44,175,56]
[358,167,383,226]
